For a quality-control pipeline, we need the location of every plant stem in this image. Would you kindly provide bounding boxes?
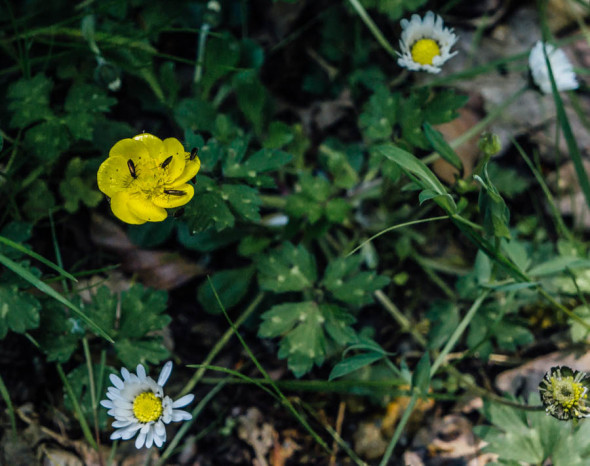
[347,0,398,59]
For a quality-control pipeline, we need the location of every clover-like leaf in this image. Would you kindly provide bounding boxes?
[259,301,356,377]
[322,255,389,306]
[7,74,53,128]
[0,284,41,339]
[257,242,317,293]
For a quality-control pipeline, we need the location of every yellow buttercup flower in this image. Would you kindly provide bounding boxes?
[97,134,200,224]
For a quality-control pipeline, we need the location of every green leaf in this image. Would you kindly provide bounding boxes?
[264,121,295,149]
[23,181,56,222]
[377,143,457,213]
[233,70,271,135]
[114,338,170,368]
[423,122,463,173]
[64,83,116,113]
[224,148,292,179]
[7,74,53,128]
[83,286,118,335]
[426,300,459,349]
[0,284,41,339]
[475,166,511,240]
[24,119,71,161]
[64,364,116,430]
[329,352,384,380]
[63,113,95,141]
[35,301,82,363]
[197,266,254,314]
[259,301,356,377]
[411,353,431,394]
[59,158,103,213]
[0,223,33,260]
[358,85,399,143]
[201,32,240,98]
[222,184,262,222]
[319,141,360,189]
[325,198,351,223]
[360,0,428,21]
[285,194,323,223]
[118,285,170,339]
[257,242,317,293]
[174,97,216,133]
[423,89,468,125]
[322,255,389,306]
[185,191,235,233]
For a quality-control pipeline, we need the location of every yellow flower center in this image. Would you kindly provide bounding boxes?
[550,376,586,412]
[133,391,163,423]
[411,39,440,65]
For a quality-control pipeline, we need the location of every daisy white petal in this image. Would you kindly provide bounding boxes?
[172,394,195,408]
[136,364,147,380]
[171,410,192,422]
[158,361,173,387]
[109,374,125,390]
[397,10,458,73]
[529,41,579,94]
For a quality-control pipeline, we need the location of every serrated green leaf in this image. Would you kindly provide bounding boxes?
[222,184,262,221]
[63,113,95,141]
[197,266,254,314]
[475,169,511,240]
[238,235,272,257]
[118,285,170,339]
[185,191,235,233]
[224,148,292,179]
[424,89,468,125]
[426,300,459,349]
[322,256,389,306]
[23,181,56,222]
[24,119,71,161]
[358,85,398,143]
[114,338,170,368]
[36,301,82,363]
[233,70,270,135]
[64,83,116,113]
[174,97,216,133]
[264,121,295,149]
[319,142,359,189]
[64,363,116,431]
[59,158,102,213]
[329,352,384,380]
[257,242,317,293]
[285,193,323,224]
[0,284,41,338]
[259,301,356,377]
[201,32,240,98]
[325,198,351,223]
[7,74,53,128]
[83,286,118,334]
[0,223,33,260]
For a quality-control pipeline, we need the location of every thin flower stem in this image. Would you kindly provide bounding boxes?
[178,291,265,397]
[379,391,419,465]
[374,290,427,347]
[430,290,490,376]
[0,373,17,436]
[194,23,210,84]
[82,338,100,447]
[347,0,398,59]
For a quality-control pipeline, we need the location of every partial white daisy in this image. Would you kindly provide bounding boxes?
[397,11,458,74]
[529,41,578,94]
[100,361,194,449]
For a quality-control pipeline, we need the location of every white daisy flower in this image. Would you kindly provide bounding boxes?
[397,11,458,74]
[100,361,194,449]
[529,41,579,94]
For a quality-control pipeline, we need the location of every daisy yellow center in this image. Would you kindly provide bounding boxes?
[133,391,163,423]
[550,376,586,411]
[411,39,440,65]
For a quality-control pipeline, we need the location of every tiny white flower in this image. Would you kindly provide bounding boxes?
[397,11,458,74]
[100,361,194,449]
[529,41,578,94]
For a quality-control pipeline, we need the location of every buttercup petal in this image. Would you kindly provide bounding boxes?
[172,157,201,186]
[97,156,135,197]
[128,197,168,222]
[133,133,164,160]
[109,138,151,162]
[111,192,146,225]
[152,184,194,208]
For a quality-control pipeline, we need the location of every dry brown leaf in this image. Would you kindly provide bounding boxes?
[237,407,275,466]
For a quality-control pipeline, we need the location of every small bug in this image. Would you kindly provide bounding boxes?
[190,148,198,161]
[164,189,186,196]
[127,159,137,179]
[160,156,173,169]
